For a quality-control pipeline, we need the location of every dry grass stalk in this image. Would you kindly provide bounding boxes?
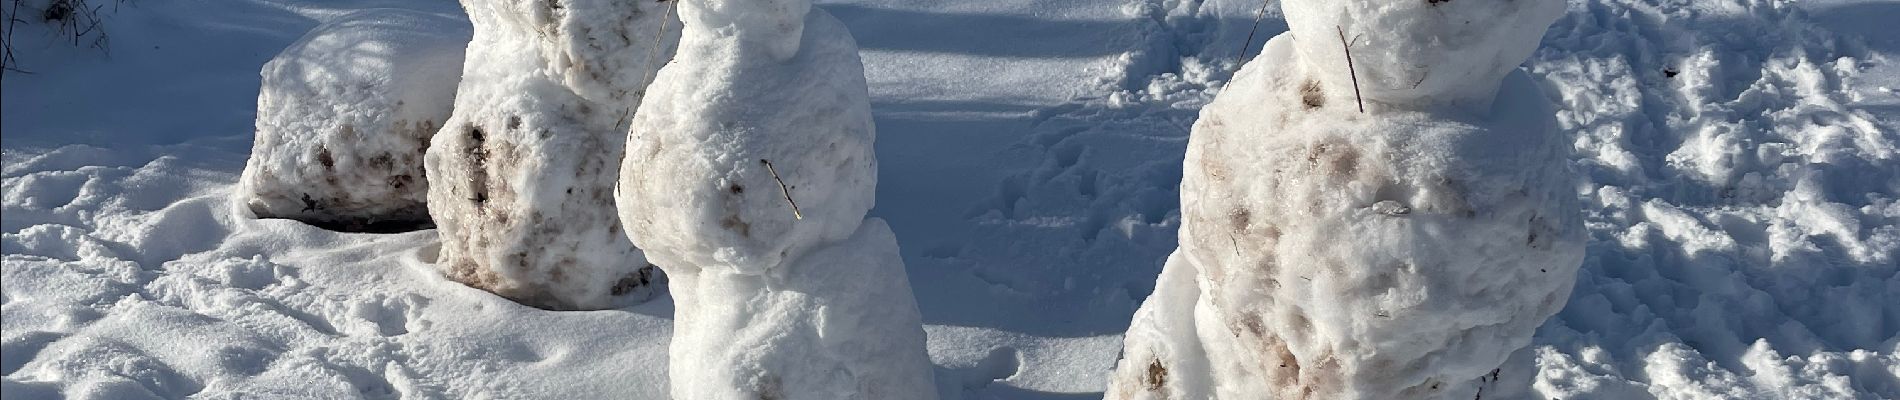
[1336,25,1364,113]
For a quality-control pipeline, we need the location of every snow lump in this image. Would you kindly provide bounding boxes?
[423,0,678,310]
[238,9,470,231]
[616,0,936,398]
[1108,0,1582,399]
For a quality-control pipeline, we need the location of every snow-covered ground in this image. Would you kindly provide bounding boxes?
[2,0,1896,398]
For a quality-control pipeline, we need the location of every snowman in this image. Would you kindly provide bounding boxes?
[424,0,678,310]
[1109,1,1582,399]
[616,0,936,398]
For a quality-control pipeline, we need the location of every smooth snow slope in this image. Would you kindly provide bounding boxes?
[3,0,1898,399]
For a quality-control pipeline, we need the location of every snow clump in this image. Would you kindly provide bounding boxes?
[238,9,469,231]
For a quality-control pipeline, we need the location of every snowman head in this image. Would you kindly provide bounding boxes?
[680,0,815,61]
[1281,0,1564,112]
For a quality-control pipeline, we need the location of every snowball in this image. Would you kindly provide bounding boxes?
[423,0,678,310]
[617,1,934,398]
[1281,0,1564,110]
[1109,3,1583,398]
[237,9,469,231]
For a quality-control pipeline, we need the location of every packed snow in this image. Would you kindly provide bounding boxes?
[3,0,1897,399]
[421,0,678,310]
[616,0,934,397]
[238,8,469,231]
[1108,0,1584,397]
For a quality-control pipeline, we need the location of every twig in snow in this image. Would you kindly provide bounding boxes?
[639,0,677,89]
[1336,25,1364,113]
[761,159,803,220]
[621,0,678,135]
[1234,0,1272,67]
[3,0,23,74]
[612,107,634,135]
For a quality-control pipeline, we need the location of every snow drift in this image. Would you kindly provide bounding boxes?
[616,0,936,398]
[237,9,469,231]
[423,0,678,310]
[1109,1,1582,399]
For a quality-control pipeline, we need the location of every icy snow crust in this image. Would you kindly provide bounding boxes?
[617,1,935,398]
[423,0,678,310]
[4,0,1899,398]
[238,9,470,230]
[1110,28,1586,398]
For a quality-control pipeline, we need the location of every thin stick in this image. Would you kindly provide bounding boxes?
[761,159,803,220]
[1234,0,1272,67]
[3,0,22,73]
[640,0,678,89]
[1336,25,1364,113]
[612,107,633,135]
[622,0,679,134]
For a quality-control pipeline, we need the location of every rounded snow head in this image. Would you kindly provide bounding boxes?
[619,8,875,276]
[678,0,814,61]
[1281,0,1563,109]
[238,9,469,231]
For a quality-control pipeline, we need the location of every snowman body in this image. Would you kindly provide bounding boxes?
[1109,1,1581,399]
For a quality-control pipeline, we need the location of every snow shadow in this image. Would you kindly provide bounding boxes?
[1805,1,1900,54]
[0,0,463,149]
[843,1,1283,339]
[824,4,1145,58]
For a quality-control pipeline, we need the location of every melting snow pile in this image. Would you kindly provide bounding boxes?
[237,9,469,230]
[1109,0,1584,399]
[616,0,936,398]
[422,0,678,310]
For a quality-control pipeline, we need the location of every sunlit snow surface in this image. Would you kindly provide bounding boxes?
[2,0,1896,398]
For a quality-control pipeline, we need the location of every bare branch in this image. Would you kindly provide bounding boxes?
[1235,0,1272,67]
[761,159,803,220]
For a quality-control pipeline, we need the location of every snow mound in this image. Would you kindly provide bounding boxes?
[423,0,678,310]
[618,1,934,398]
[237,9,469,231]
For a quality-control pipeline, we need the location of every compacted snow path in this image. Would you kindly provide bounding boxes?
[3,0,1898,398]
